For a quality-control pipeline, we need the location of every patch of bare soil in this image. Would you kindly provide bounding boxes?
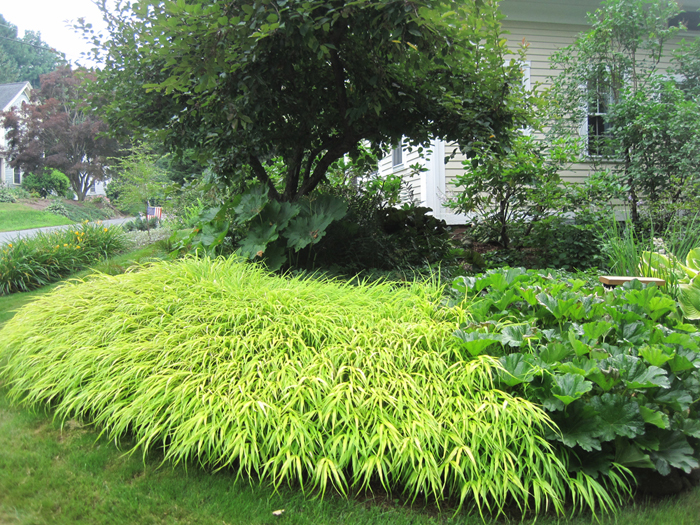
[19,198,51,211]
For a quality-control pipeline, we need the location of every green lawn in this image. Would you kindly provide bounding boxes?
[1,254,699,525]
[0,203,74,232]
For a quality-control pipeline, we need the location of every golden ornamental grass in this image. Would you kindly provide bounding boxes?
[0,257,618,516]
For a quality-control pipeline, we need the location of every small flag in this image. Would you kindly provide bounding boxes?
[146,206,162,220]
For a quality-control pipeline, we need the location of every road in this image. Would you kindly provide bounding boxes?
[0,218,134,245]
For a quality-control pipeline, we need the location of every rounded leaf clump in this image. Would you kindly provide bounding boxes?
[2,257,584,515]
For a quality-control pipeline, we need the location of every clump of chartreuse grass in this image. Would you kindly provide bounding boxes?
[0,257,618,517]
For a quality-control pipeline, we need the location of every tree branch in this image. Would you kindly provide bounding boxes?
[283,146,305,201]
[248,155,281,201]
[296,134,360,198]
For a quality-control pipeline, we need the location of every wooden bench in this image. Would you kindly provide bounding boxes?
[599,276,666,288]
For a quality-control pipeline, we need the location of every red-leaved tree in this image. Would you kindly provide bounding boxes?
[2,66,119,201]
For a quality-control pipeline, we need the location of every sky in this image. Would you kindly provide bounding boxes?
[1,0,109,67]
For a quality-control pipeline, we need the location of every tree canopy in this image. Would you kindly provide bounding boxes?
[85,0,532,202]
[0,14,62,87]
[2,66,120,201]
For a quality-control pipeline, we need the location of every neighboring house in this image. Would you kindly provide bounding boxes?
[378,0,700,225]
[0,81,108,198]
[0,81,31,188]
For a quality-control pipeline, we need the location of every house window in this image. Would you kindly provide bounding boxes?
[669,11,700,32]
[587,75,615,156]
[13,168,20,185]
[392,143,403,167]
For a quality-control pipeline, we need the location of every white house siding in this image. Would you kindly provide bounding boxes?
[0,82,31,188]
[377,143,427,204]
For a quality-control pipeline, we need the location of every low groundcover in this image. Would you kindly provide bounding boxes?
[0,257,619,516]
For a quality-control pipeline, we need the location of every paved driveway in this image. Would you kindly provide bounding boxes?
[0,218,134,245]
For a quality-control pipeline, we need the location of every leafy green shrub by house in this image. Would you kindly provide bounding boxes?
[21,170,72,198]
[450,269,700,489]
[525,216,605,271]
[0,185,16,203]
[0,221,127,294]
[0,257,623,516]
[181,183,456,273]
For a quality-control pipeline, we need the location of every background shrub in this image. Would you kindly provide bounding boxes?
[0,222,127,294]
[0,257,621,516]
[0,185,16,203]
[47,199,113,223]
[525,216,605,271]
[21,170,72,199]
[122,217,159,232]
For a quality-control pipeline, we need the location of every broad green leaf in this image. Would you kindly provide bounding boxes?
[517,287,538,306]
[651,431,698,474]
[500,323,535,348]
[605,307,643,324]
[497,354,537,387]
[539,342,573,364]
[619,321,649,345]
[582,321,613,343]
[503,267,528,285]
[614,439,655,469]
[639,251,688,282]
[568,330,591,357]
[453,331,501,356]
[537,293,577,320]
[262,242,287,271]
[587,367,621,392]
[284,215,330,251]
[678,279,700,320]
[233,185,269,224]
[638,345,674,368]
[668,352,696,374]
[492,289,519,311]
[590,394,645,441]
[301,194,348,223]
[654,383,693,412]
[645,295,677,321]
[237,222,278,258]
[639,406,669,429]
[617,355,670,390]
[258,200,299,231]
[663,332,700,351]
[551,373,593,406]
[672,414,700,438]
[550,403,602,452]
[686,248,700,272]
